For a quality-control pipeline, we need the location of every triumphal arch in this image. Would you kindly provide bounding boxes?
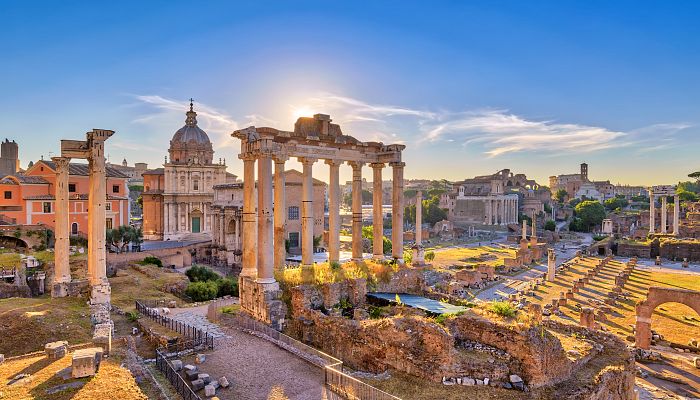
[232,114,405,329]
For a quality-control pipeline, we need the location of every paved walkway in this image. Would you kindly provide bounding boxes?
[168,302,234,340]
[167,302,328,400]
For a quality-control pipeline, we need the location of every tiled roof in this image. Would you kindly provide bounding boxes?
[24,194,128,201]
[0,175,50,184]
[37,160,130,178]
[143,168,165,175]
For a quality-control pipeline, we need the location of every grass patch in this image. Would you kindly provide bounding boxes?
[489,301,516,318]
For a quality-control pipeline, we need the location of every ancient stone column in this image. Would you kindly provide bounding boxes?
[391,162,405,261]
[485,199,491,225]
[241,155,257,277]
[415,190,423,245]
[370,163,385,258]
[326,160,341,264]
[522,219,527,240]
[661,196,667,234]
[673,195,680,235]
[52,156,71,297]
[273,157,287,270]
[349,161,364,261]
[257,153,274,284]
[300,157,316,265]
[547,248,556,281]
[649,194,655,234]
[86,130,113,305]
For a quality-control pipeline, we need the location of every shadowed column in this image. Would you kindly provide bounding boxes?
[241,155,257,277]
[649,194,656,234]
[257,153,274,284]
[391,162,405,261]
[371,163,385,258]
[300,157,317,265]
[349,161,364,261]
[673,195,680,235]
[326,160,341,264]
[661,196,668,234]
[273,156,287,270]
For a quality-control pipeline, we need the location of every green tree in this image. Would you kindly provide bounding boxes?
[404,195,447,226]
[544,220,556,231]
[554,189,568,203]
[688,171,700,183]
[105,225,143,253]
[604,197,628,211]
[361,225,391,254]
[678,190,699,202]
[361,189,373,205]
[573,201,606,232]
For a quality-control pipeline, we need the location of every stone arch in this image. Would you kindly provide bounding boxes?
[635,286,700,349]
[0,235,29,249]
[226,219,237,235]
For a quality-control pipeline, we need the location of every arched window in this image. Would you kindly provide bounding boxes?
[71,223,78,235]
[193,179,199,191]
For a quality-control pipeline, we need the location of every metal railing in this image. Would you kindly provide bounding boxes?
[135,300,215,350]
[233,315,401,400]
[155,344,201,400]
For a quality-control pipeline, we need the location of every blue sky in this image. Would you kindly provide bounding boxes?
[2,1,699,186]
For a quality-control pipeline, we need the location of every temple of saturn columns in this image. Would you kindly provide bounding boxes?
[232,114,405,329]
[648,185,680,235]
[53,129,113,311]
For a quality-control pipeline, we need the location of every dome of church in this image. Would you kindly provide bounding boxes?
[168,100,215,165]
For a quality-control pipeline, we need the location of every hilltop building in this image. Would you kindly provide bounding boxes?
[0,139,20,178]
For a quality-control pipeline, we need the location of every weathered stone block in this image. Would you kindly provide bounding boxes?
[186,369,200,381]
[184,364,197,372]
[71,347,103,378]
[171,360,183,371]
[205,384,216,397]
[45,341,68,359]
[219,376,230,388]
[198,373,211,384]
[191,379,205,391]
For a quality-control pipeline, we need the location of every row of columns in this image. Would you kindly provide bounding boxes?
[484,197,518,225]
[240,154,406,284]
[649,195,680,235]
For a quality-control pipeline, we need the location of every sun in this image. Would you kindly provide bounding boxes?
[291,106,315,120]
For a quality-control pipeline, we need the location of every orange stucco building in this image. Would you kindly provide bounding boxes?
[0,160,130,233]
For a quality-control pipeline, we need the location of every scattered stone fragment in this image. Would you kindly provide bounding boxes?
[198,373,211,384]
[184,364,197,372]
[195,354,206,364]
[185,369,200,381]
[191,379,205,391]
[205,384,216,397]
[171,360,183,371]
[219,376,230,388]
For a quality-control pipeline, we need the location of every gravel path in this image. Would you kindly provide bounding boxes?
[201,326,328,400]
[167,301,236,340]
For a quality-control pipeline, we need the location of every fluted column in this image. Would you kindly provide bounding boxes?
[86,129,112,305]
[391,162,405,260]
[649,194,656,234]
[241,155,257,277]
[673,195,680,235]
[273,157,287,270]
[300,157,317,265]
[661,196,668,234]
[257,153,274,284]
[349,161,364,261]
[326,160,341,264]
[52,156,71,297]
[219,213,225,247]
[371,163,385,258]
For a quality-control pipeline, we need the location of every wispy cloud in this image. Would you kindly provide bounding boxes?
[132,95,241,151]
[293,93,692,157]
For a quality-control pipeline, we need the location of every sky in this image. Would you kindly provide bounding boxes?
[1,1,699,186]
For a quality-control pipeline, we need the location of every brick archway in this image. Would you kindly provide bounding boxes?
[635,286,700,349]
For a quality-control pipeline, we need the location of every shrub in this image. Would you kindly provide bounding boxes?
[217,278,239,297]
[139,256,163,268]
[185,265,219,282]
[221,305,239,314]
[489,301,516,318]
[185,281,219,302]
[126,310,140,322]
[425,251,435,262]
[368,305,384,319]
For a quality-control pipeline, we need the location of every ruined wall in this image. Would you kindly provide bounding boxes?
[659,240,700,261]
[617,242,651,258]
[447,316,571,388]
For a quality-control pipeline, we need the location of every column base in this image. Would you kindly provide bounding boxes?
[52,281,70,298]
[412,246,425,266]
[90,282,111,306]
[239,276,287,331]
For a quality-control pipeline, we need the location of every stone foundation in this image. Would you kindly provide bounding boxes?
[239,276,287,331]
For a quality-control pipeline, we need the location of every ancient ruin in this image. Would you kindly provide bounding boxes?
[635,286,700,349]
[232,114,405,329]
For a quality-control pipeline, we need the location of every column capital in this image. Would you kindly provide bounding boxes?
[273,155,288,164]
[240,153,257,162]
[389,161,406,169]
[348,161,364,170]
[369,162,385,169]
[324,159,343,167]
[298,157,317,166]
[51,156,71,169]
